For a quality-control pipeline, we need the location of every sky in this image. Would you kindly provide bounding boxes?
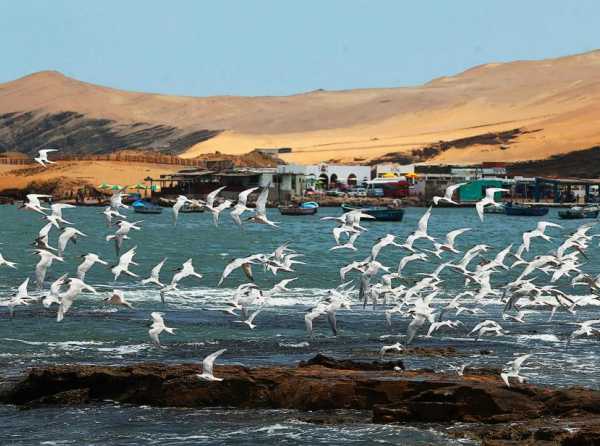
[1,1,598,97]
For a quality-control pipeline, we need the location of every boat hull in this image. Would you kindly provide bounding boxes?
[558,209,599,219]
[134,208,163,214]
[504,204,549,217]
[279,206,318,215]
[341,204,404,221]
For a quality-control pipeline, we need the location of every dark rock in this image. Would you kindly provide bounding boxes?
[3,354,600,445]
[298,353,404,370]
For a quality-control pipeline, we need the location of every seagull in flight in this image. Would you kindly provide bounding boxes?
[34,248,64,289]
[111,246,138,280]
[20,194,52,214]
[141,258,167,288]
[380,342,403,359]
[247,187,279,228]
[104,289,134,309]
[103,207,126,227]
[2,278,34,317]
[500,353,532,387]
[172,195,192,226]
[0,252,17,269]
[522,221,562,252]
[230,187,259,228]
[34,149,58,167]
[148,312,176,345]
[77,253,108,281]
[171,258,203,285]
[110,190,129,211]
[196,348,227,381]
[218,254,264,286]
[42,274,67,308]
[235,307,263,329]
[475,188,509,222]
[432,182,466,206]
[57,278,96,322]
[57,227,87,257]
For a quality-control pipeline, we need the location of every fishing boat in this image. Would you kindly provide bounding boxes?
[558,205,599,219]
[483,203,506,214]
[132,200,163,214]
[504,202,549,217]
[179,203,205,213]
[341,203,404,221]
[279,202,318,216]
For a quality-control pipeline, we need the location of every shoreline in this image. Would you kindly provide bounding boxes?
[3,354,600,444]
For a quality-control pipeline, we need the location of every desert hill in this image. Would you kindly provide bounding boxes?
[2,50,600,165]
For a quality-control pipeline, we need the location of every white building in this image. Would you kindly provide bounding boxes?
[278,163,371,188]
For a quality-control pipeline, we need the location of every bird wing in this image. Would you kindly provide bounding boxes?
[151,258,167,277]
[538,221,562,232]
[484,188,509,201]
[219,259,242,285]
[475,200,487,222]
[150,312,164,325]
[446,227,471,246]
[327,311,338,336]
[202,348,227,377]
[39,149,58,156]
[417,206,432,233]
[241,262,254,282]
[406,314,426,345]
[148,327,162,345]
[238,187,259,207]
[445,182,466,199]
[255,187,269,216]
[512,353,532,372]
[16,278,29,298]
[206,186,226,208]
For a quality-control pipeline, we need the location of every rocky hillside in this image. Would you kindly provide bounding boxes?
[2,49,600,165]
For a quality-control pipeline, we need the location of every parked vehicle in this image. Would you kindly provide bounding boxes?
[347,187,367,197]
[367,188,385,197]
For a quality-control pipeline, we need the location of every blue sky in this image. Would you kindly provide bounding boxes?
[1,1,598,96]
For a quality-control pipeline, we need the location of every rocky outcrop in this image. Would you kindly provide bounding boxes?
[0,111,220,155]
[2,355,600,444]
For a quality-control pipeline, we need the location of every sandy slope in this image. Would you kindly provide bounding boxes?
[0,161,179,191]
[2,50,600,165]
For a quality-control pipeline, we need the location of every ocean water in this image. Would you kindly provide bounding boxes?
[0,204,599,445]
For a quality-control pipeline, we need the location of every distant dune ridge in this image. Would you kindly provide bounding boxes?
[2,49,600,168]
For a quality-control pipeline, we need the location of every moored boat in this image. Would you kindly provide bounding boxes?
[132,200,163,214]
[341,203,404,221]
[484,203,506,214]
[279,202,319,216]
[558,205,599,219]
[179,203,205,213]
[504,202,549,217]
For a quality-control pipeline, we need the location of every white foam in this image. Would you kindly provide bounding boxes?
[278,341,309,348]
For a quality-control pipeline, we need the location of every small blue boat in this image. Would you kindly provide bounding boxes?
[133,200,163,214]
[504,202,549,217]
[279,202,318,215]
[341,203,404,221]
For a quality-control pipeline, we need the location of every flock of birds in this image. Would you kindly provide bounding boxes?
[1,152,600,386]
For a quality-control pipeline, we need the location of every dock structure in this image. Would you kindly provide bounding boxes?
[533,177,600,204]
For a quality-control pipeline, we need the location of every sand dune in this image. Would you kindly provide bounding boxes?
[0,161,179,192]
[2,49,600,165]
